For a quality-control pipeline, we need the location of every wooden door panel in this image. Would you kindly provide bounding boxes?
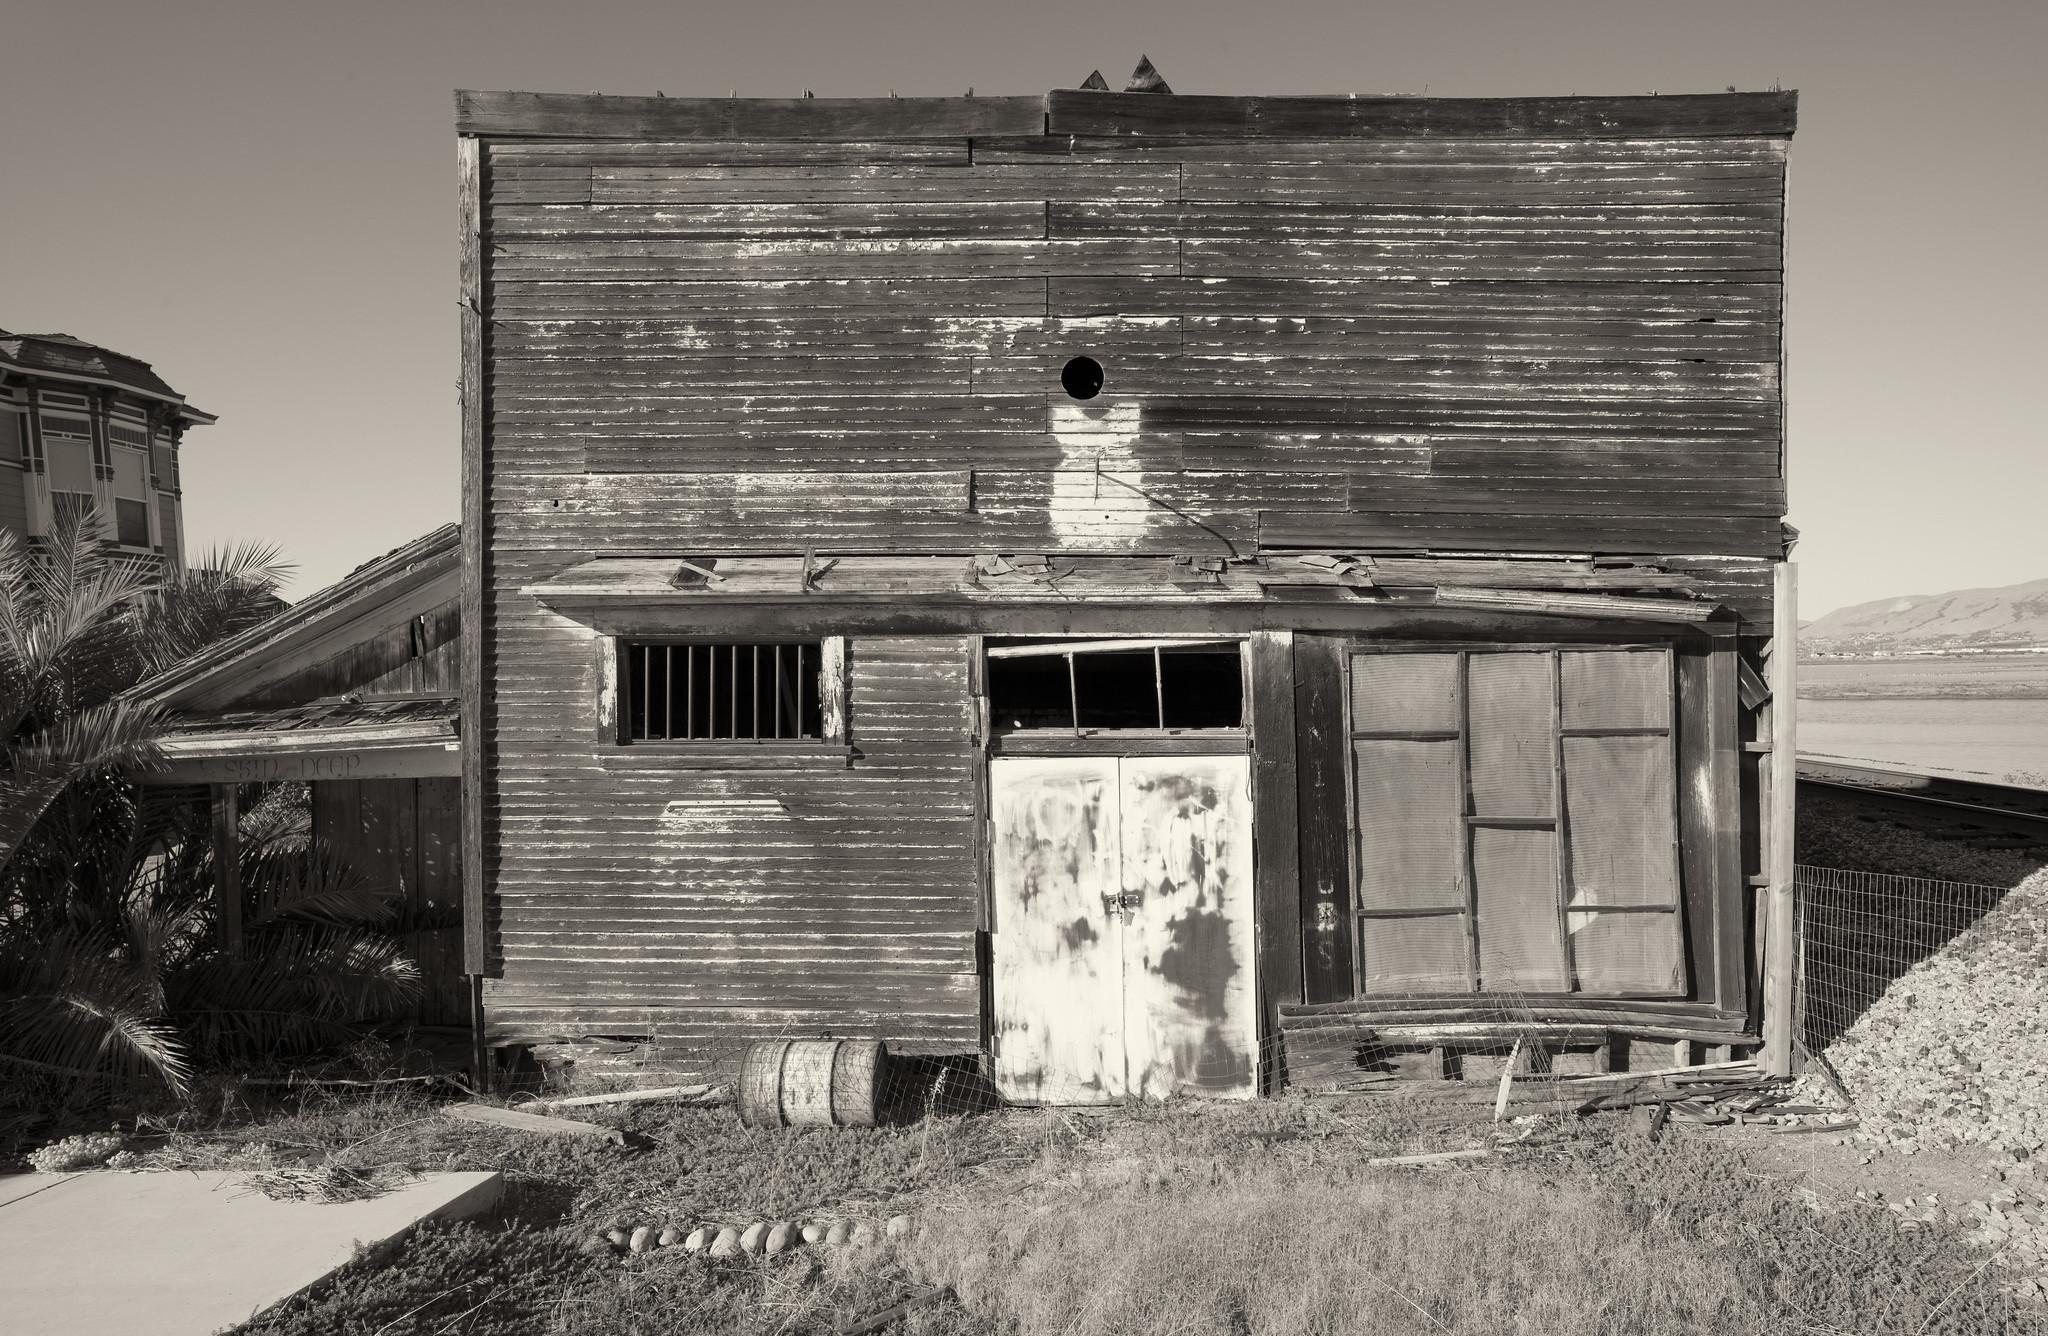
[988,756,1124,1103]
[1118,755,1259,1099]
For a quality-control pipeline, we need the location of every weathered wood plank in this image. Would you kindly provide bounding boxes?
[1044,90,1798,140]
[1249,631,1304,1081]
[1259,510,1786,557]
[1053,276,1777,319]
[583,163,1179,204]
[488,238,1178,280]
[457,91,1045,140]
[489,201,1051,240]
[490,277,1049,319]
[979,135,1789,165]
[1295,634,1353,1001]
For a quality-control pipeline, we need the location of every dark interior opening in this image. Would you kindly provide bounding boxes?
[1061,355,1104,400]
[987,641,1244,732]
[1073,651,1161,729]
[986,655,1073,730]
[1160,647,1245,729]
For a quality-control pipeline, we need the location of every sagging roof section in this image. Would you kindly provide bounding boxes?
[455,87,1798,141]
[131,523,461,713]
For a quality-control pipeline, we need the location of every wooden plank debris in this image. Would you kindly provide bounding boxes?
[1365,1148,1493,1167]
[516,1083,727,1111]
[442,1102,627,1144]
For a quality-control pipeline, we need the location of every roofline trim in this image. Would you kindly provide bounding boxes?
[0,361,215,421]
[454,88,1796,142]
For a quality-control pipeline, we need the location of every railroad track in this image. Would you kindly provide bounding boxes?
[1796,754,2048,843]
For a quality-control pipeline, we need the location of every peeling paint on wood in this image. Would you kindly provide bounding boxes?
[989,755,1256,1103]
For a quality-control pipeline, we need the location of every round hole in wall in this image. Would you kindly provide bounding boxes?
[1061,355,1104,400]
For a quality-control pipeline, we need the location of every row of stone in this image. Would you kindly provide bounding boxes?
[593,1214,913,1257]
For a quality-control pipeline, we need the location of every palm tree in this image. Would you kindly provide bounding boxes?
[0,508,422,1108]
[0,507,291,868]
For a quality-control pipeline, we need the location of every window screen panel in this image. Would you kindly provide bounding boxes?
[46,438,93,493]
[1563,734,1679,908]
[1349,652,1458,734]
[1567,910,1686,994]
[1560,649,1670,730]
[1472,826,1569,991]
[113,448,148,500]
[1466,653,1555,819]
[1353,739,1463,912]
[1360,915,1472,994]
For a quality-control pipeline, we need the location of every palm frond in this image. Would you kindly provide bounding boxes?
[126,543,292,682]
[0,935,192,1096]
[244,842,399,929]
[168,926,420,1061]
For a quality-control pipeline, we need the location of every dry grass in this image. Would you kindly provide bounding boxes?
[901,1123,2035,1336]
[163,1082,2037,1336]
[909,1164,1749,1336]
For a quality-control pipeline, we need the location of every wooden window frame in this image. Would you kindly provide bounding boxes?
[596,635,851,768]
[1343,641,1686,999]
[983,635,1249,755]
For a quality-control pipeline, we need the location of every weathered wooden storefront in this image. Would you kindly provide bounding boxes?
[458,76,1800,1095]
[135,525,470,1025]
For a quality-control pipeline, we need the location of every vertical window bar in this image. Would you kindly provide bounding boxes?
[1066,652,1080,736]
[686,645,697,740]
[1154,646,1166,729]
[662,645,673,741]
[796,643,807,738]
[638,645,651,742]
[774,645,785,739]
[708,645,718,739]
[752,645,761,740]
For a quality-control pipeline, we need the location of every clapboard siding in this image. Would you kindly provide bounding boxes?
[468,91,1792,1067]
[481,572,983,1045]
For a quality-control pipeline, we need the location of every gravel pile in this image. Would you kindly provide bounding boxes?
[1794,867,2048,1286]
[1807,867,2048,1159]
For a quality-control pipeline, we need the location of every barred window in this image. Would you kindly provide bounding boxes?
[621,642,823,743]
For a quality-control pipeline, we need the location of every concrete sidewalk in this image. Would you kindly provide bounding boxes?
[0,1168,502,1336]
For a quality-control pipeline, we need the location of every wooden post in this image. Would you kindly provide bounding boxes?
[1247,630,1302,1093]
[467,973,491,1095]
[1762,562,1799,1077]
[457,133,489,981]
[210,783,242,957]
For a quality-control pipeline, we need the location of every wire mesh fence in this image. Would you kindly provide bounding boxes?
[1793,863,2022,1063]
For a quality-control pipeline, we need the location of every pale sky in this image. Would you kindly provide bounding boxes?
[3,0,2042,618]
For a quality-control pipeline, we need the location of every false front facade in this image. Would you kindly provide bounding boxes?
[458,79,1800,1095]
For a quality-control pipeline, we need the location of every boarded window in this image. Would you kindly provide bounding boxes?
[1348,646,1685,998]
[620,642,822,743]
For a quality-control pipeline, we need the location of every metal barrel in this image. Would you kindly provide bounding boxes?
[737,1039,885,1128]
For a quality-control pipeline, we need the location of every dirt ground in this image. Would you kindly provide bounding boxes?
[70,1072,2029,1336]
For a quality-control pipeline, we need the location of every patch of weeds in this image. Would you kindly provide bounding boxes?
[554,1242,984,1336]
[1559,1130,2036,1335]
[240,1215,599,1336]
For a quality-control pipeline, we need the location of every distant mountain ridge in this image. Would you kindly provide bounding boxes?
[1802,576,2048,653]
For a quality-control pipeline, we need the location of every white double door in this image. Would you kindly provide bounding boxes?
[988,754,1258,1103]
